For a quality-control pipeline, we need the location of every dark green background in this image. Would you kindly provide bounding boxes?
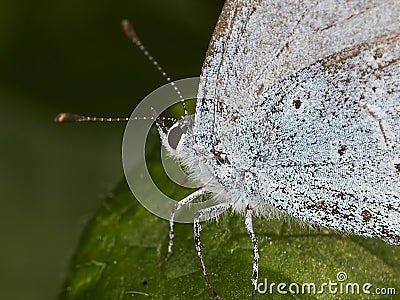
[0,1,224,299]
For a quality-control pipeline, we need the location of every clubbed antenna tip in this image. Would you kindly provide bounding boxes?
[122,19,138,43]
[54,113,86,123]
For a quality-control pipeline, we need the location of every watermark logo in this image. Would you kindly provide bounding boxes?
[257,271,396,296]
[122,77,217,223]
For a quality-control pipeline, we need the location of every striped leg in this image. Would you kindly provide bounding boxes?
[245,206,259,300]
[157,188,206,267]
[194,203,230,300]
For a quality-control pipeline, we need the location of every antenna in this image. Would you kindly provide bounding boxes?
[121,19,189,116]
[55,19,186,125]
[54,112,176,123]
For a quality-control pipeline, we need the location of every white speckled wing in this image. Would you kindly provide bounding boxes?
[195,0,399,150]
[252,33,400,245]
[193,0,400,244]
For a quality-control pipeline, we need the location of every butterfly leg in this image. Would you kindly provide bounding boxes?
[245,206,259,300]
[194,203,230,300]
[157,188,206,267]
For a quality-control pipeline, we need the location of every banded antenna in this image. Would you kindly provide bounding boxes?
[55,19,187,124]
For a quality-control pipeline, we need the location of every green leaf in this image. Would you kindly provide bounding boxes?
[60,133,400,300]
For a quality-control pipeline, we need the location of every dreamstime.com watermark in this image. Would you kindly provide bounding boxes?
[257,272,396,296]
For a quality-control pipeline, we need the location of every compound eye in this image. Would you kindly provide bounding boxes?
[212,149,230,165]
[167,123,185,150]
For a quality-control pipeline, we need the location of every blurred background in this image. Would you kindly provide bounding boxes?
[0,0,224,299]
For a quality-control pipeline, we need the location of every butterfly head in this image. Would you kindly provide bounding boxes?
[158,114,195,158]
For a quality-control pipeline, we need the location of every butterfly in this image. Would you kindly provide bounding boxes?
[155,0,400,299]
[56,0,400,298]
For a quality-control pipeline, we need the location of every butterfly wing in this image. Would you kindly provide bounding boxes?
[194,0,400,244]
[195,0,400,148]
[252,32,400,245]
